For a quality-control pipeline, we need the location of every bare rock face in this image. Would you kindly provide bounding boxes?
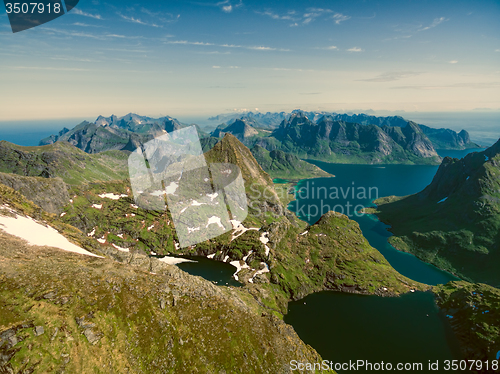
[0,172,69,214]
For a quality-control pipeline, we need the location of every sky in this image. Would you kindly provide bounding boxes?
[0,0,499,121]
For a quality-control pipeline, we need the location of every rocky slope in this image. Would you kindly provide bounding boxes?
[0,172,68,214]
[0,185,326,373]
[373,138,500,286]
[255,112,441,164]
[0,140,129,185]
[211,119,260,140]
[39,114,207,154]
[433,281,500,367]
[420,125,480,150]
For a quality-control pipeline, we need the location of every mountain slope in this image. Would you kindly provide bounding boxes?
[0,141,129,185]
[211,119,260,141]
[420,125,480,150]
[0,172,68,214]
[373,138,500,286]
[39,114,207,154]
[433,281,500,364]
[0,184,327,374]
[256,112,441,165]
[208,110,479,150]
[250,145,332,180]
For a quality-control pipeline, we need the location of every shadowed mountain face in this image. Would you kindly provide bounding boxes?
[211,119,259,141]
[39,114,206,154]
[255,112,441,164]
[374,138,500,286]
[208,110,479,150]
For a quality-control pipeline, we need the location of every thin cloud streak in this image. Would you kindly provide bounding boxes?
[359,71,422,82]
[419,17,447,31]
[72,9,102,20]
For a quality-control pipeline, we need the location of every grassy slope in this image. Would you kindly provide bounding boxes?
[0,140,129,185]
[433,281,500,363]
[0,235,326,373]
[250,145,333,180]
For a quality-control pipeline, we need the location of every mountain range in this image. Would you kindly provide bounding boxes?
[208,110,480,150]
[246,112,442,164]
[39,113,207,154]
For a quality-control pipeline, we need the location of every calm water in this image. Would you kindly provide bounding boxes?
[285,291,463,373]
[0,118,87,146]
[176,256,241,287]
[289,155,481,285]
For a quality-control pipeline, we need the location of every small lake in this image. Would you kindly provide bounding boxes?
[175,256,241,287]
[285,291,463,373]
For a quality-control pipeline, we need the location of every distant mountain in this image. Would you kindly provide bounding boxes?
[254,112,441,165]
[250,145,332,180]
[0,140,129,184]
[39,113,207,154]
[373,138,500,286]
[211,119,259,141]
[208,110,479,150]
[208,112,287,130]
[419,125,480,150]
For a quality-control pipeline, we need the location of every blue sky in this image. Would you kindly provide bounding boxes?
[1,0,499,120]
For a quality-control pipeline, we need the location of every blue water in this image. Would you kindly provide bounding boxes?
[285,291,463,373]
[176,256,241,287]
[0,118,86,146]
[289,160,464,285]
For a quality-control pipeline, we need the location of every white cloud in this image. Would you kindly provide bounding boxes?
[449,60,458,64]
[119,14,161,27]
[332,13,351,24]
[257,7,349,27]
[324,46,338,50]
[212,66,221,68]
[216,0,242,13]
[495,49,500,52]
[347,47,363,52]
[166,40,288,51]
[72,9,102,20]
[419,17,447,31]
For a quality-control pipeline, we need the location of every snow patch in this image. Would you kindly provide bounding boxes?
[207,253,215,259]
[191,200,205,206]
[112,243,129,252]
[97,237,106,244]
[92,204,102,209]
[299,230,308,236]
[229,260,250,281]
[131,204,138,209]
[259,232,270,256]
[0,214,102,258]
[147,224,155,231]
[187,226,200,234]
[98,193,127,200]
[88,228,96,237]
[206,216,225,229]
[158,256,196,265]
[207,192,218,201]
[248,262,270,283]
[60,212,66,217]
